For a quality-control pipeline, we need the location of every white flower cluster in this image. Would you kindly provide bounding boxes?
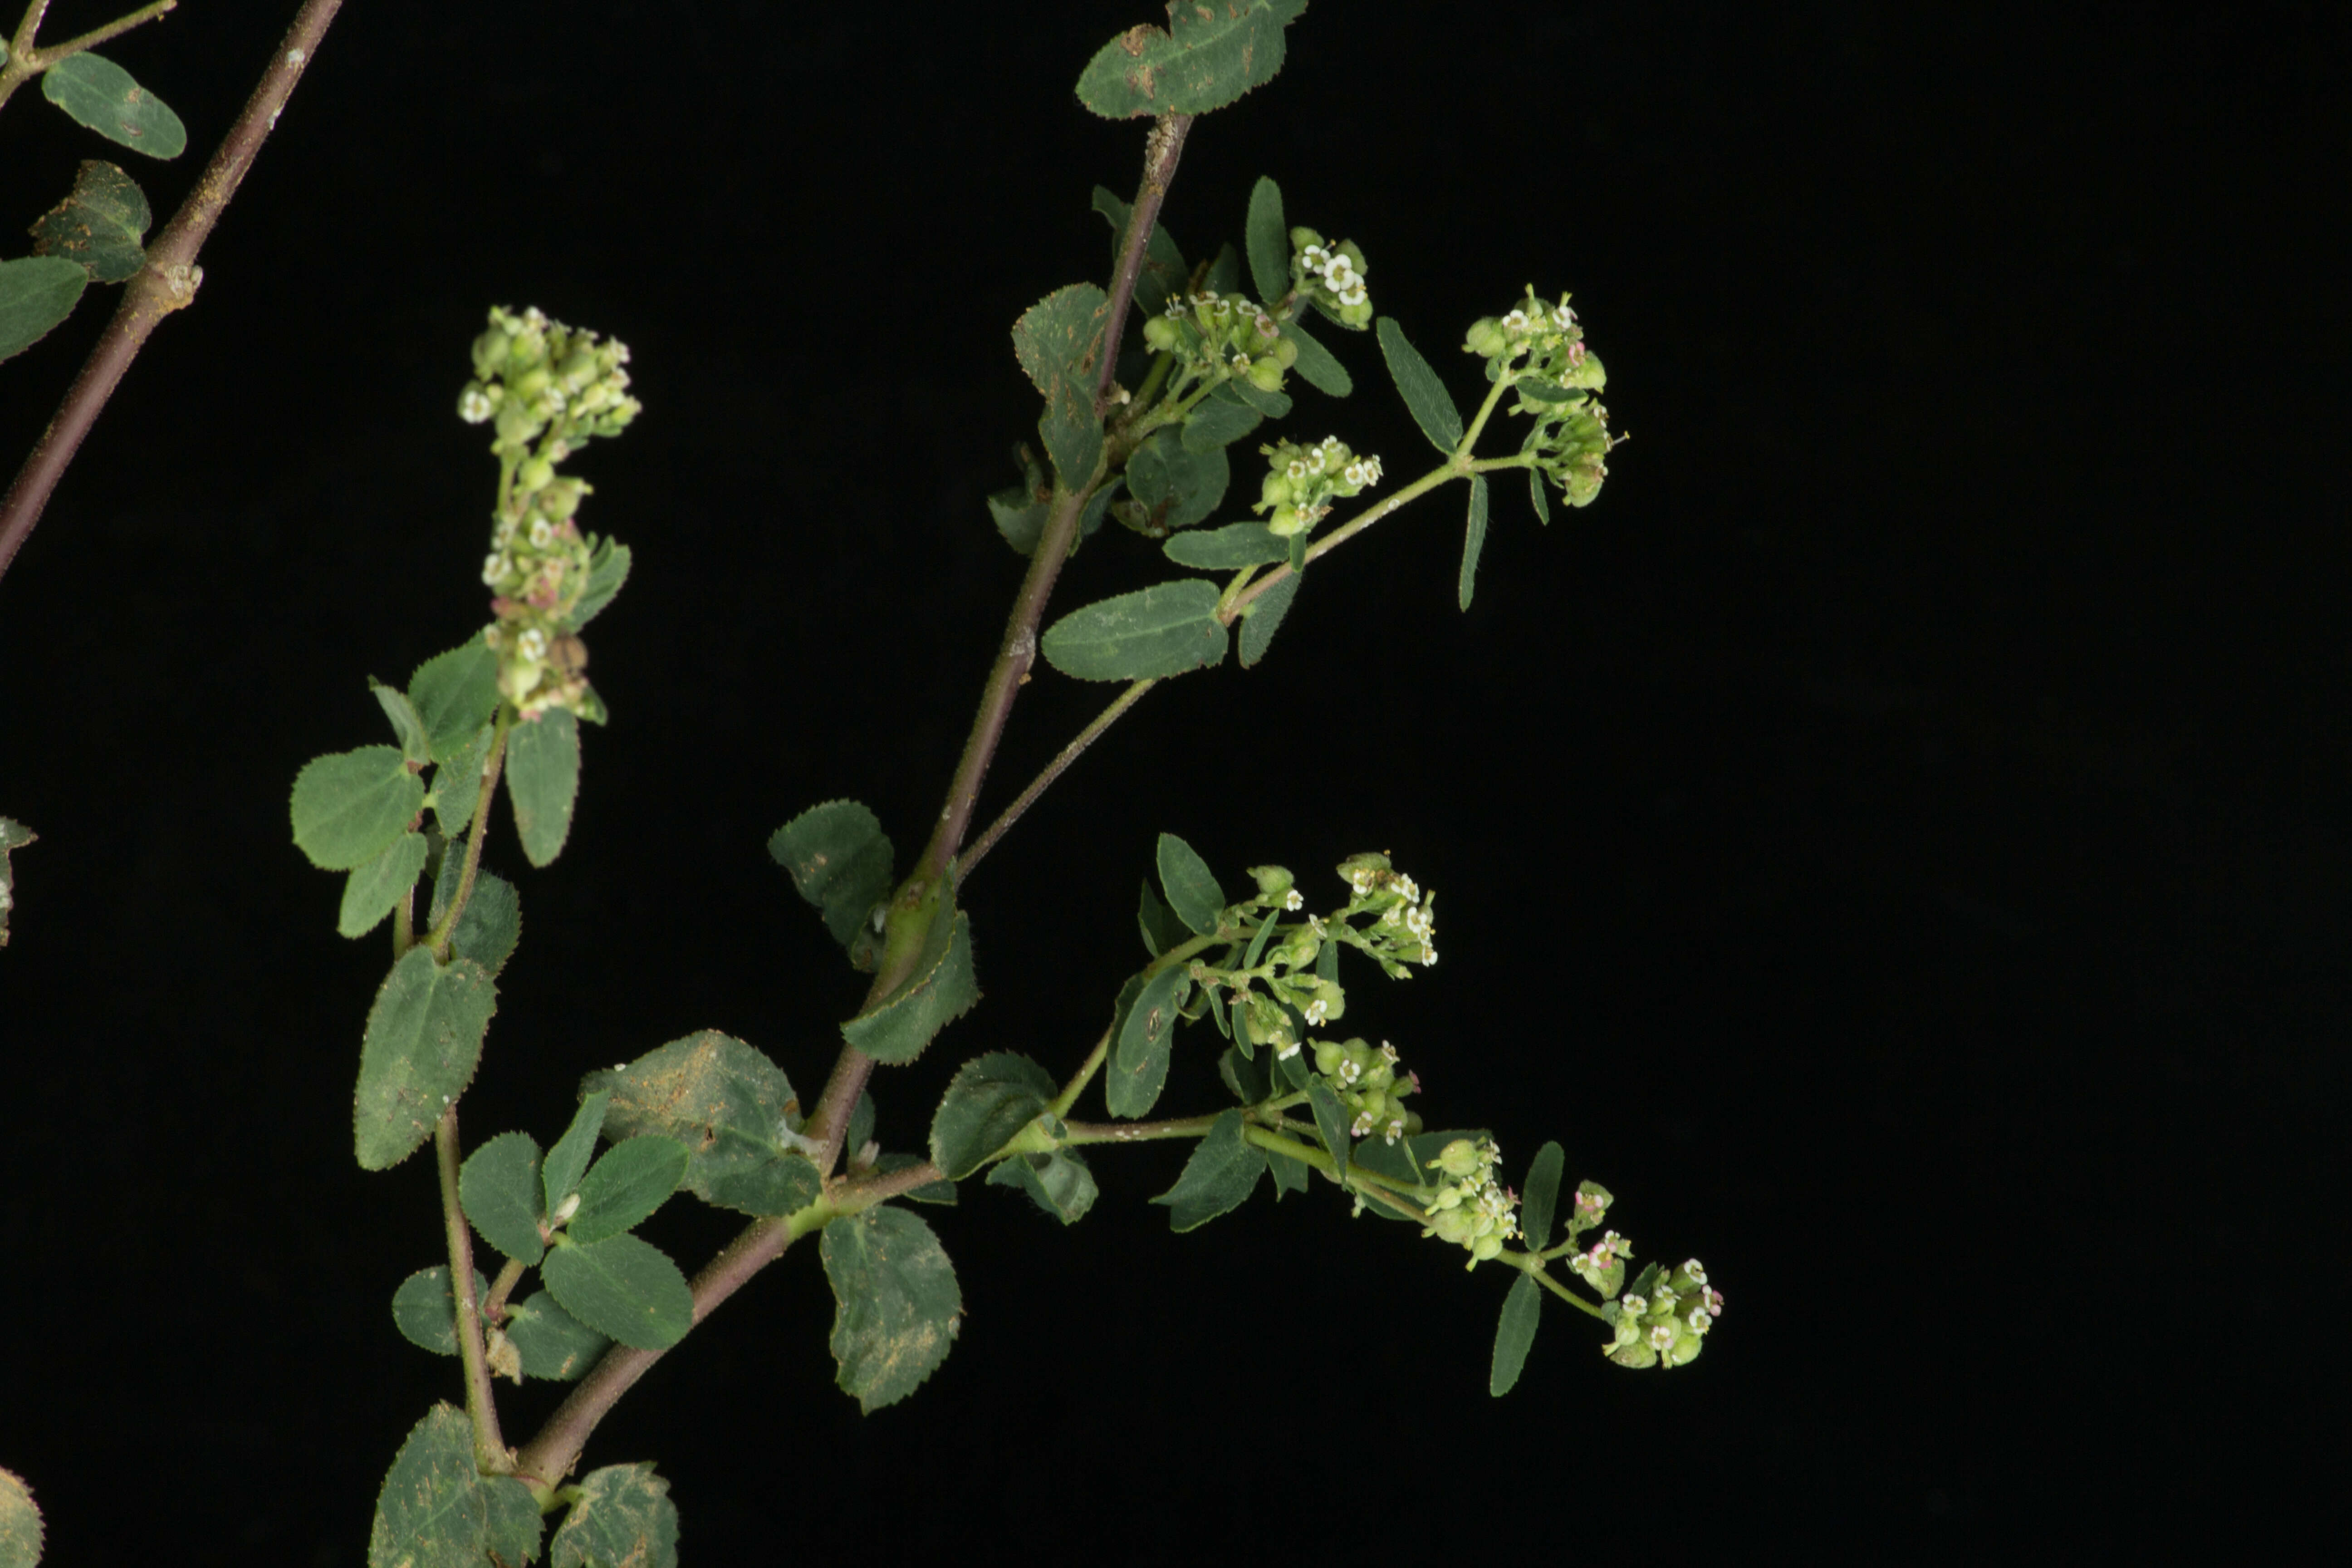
[1142,288,1297,396]
[1310,1036,1420,1143]
[1289,227,1374,328]
[1604,1259,1724,1370]
[1254,435,1382,539]
[1421,1136,1519,1266]
[1334,852,1437,971]
[1462,286,1621,510]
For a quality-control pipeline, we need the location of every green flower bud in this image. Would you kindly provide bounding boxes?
[1337,299,1374,329]
[1256,471,1292,513]
[472,329,513,381]
[1269,336,1299,369]
[1559,351,1606,390]
[1470,1233,1506,1264]
[1250,864,1296,898]
[1430,1138,1484,1180]
[1143,315,1182,353]
[1288,225,1327,254]
[542,477,588,520]
[513,365,552,402]
[1464,318,1509,358]
[1313,1039,1346,1077]
[1246,356,1286,394]
[518,456,555,493]
[1265,504,1306,538]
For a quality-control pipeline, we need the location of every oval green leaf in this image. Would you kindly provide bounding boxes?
[1013,283,1109,487]
[840,909,980,1066]
[930,1051,1057,1180]
[505,1289,611,1382]
[568,1135,690,1245]
[570,535,631,630]
[541,1233,694,1350]
[1151,1108,1267,1231]
[459,1130,546,1265]
[1042,580,1228,682]
[1377,316,1465,454]
[0,255,89,363]
[769,799,895,949]
[291,746,423,872]
[986,1147,1098,1225]
[354,949,497,1171]
[1107,962,1191,1119]
[41,53,186,158]
[29,159,150,284]
[1076,0,1308,119]
[407,639,501,765]
[820,1206,963,1413]
[1164,521,1287,570]
[0,1466,40,1568]
[1238,569,1301,669]
[1460,472,1490,611]
[367,1405,542,1568]
[1155,832,1225,935]
[506,708,580,867]
[585,1031,822,1218]
[542,1090,611,1214]
[390,1265,491,1357]
[1245,175,1288,305]
[1519,1140,1566,1253]
[1282,314,1354,397]
[338,831,427,938]
[549,1463,679,1568]
[1490,1271,1543,1396]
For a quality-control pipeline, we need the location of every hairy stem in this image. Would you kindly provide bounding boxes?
[435,1108,509,1471]
[0,0,343,587]
[481,1257,527,1324]
[958,676,1157,887]
[426,708,511,960]
[1095,111,1194,415]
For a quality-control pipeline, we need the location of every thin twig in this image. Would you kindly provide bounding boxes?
[435,1107,510,1471]
[957,676,1156,886]
[0,0,344,587]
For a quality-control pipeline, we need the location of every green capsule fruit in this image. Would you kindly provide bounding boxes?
[1143,315,1182,353]
[518,456,555,493]
[1464,318,1509,358]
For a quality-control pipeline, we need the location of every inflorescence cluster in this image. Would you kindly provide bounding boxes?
[1464,286,1621,508]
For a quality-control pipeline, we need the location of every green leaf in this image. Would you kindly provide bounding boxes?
[1204,241,1241,297]
[504,1289,610,1382]
[448,869,520,977]
[1156,833,1225,935]
[366,1405,542,1568]
[1179,384,1264,453]
[847,1090,877,1156]
[586,1031,823,1218]
[1460,472,1490,611]
[368,679,431,766]
[1306,1076,1352,1184]
[1267,1141,1311,1200]
[1224,376,1292,419]
[1351,1127,1490,1189]
[1529,464,1553,525]
[987,482,1049,556]
[1138,877,1191,957]
[1218,1042,1270,1104]
[1107,962,1191,1119]
[821,1205,964,1413]
[768,800,895,950]
[1490,1271,1543,1396]
[389,1265,490,1357]
[569,1135,690,1244]
[291,746,423,872]
[541,1233,694,1350]
[1076,0,1308,118]
[1520,1140,1566,1253]
[930,1052,1056,1180]
[1238,569,1300,669]
[542,1091,611,1213]
[505,709,580,867]
[354,948,497,1171]
[337,831,427,939]
[1013,283,1110,487]
[460,1130,546,1265]
[872,1152,959,1205]
[1378,317,1464,454]
[0,256,88,363]
[571,536,631,629]
[0,817,31,950]
[28,160,149,283]
[549,1463,679,1568]
[1042,579,1227,682]
[407,639,501,765]
[40,53,186,158]
[1091,185,1187,319]
[1282,314,1353,397]
[1151,1109,1267,1230]
[428,723,495,838]
[1163,521,1286,570]
[987,1147,1098,1224]
[0,1465,41,1568]
[841,908,981,1066]
[1245,175,1288,304]
[1125,428,1230,534]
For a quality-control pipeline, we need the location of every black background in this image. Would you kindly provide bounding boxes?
[0,2,2342,1562]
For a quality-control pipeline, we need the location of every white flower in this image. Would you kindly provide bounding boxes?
[1298,245,1328,272]
[1337,282,1367,308]
[528,519,554,549]
[1283,888,1304,911]
[480,553,507,585]
[1502,309,1531,334]
[458,387,494,423]
[519,627,548,661]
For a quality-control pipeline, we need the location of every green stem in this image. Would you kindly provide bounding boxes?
[482,1257,527,1324]
[434,1108,510,1472]
[1503,1251,1609,1321]
[425,708,511,960]
[957,676,1158,886]
[1061,1112,1222,1145]
[1045,1025,1115,1121]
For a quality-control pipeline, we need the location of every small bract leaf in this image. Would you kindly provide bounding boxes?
[504,1289,610,1382]
[768,800,895,949]
[986,1147,1098,1224]
[389,1265,490,1357]
[1529,463,1553,525]
[28,160,150,284]
[1520,1140,1566,1253]
[1377,317,1465,454]
[354,949,497,1171]
[568,1135,690,1245]
[1245,176,1288,304]
[930,1051,1057,1180]
[542,1090,611,1214]
[1490,1271,1542,1396]
[1218,1042,1270,1103]
[1163,521,1287,570]
[1179,385,1263,454]
[0,1466,40,1568]
[1091,185,1187,319]
[841,907,980,1066]
[1239,570,1301,669]
[541,1233,694,1350]
[1013,283,1110,487]
[459,1130,546,1265]
[407,639,501,765]
[1306,1075,1352,1183]
[1460,472,1490,611]
[1108,962,1191,1118]
[291,746,423,872]
[586,1031,822,1218]
[40,53,187,158]
[0,256,87,363]
[1076,0,1309,118]
[368,679,431,765]
[506,709,580,867]
[337,832,427,939]
[366,1405,542,1568]
[549,1463,680,1568]
[448,869,520,977]
[1152,1108,1266,1230]
[1282,314,1353,397]
[570,536,631,629]
[1156,833,1225,935]
[1042,579,1228,682]
[821,1206,964,1413]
